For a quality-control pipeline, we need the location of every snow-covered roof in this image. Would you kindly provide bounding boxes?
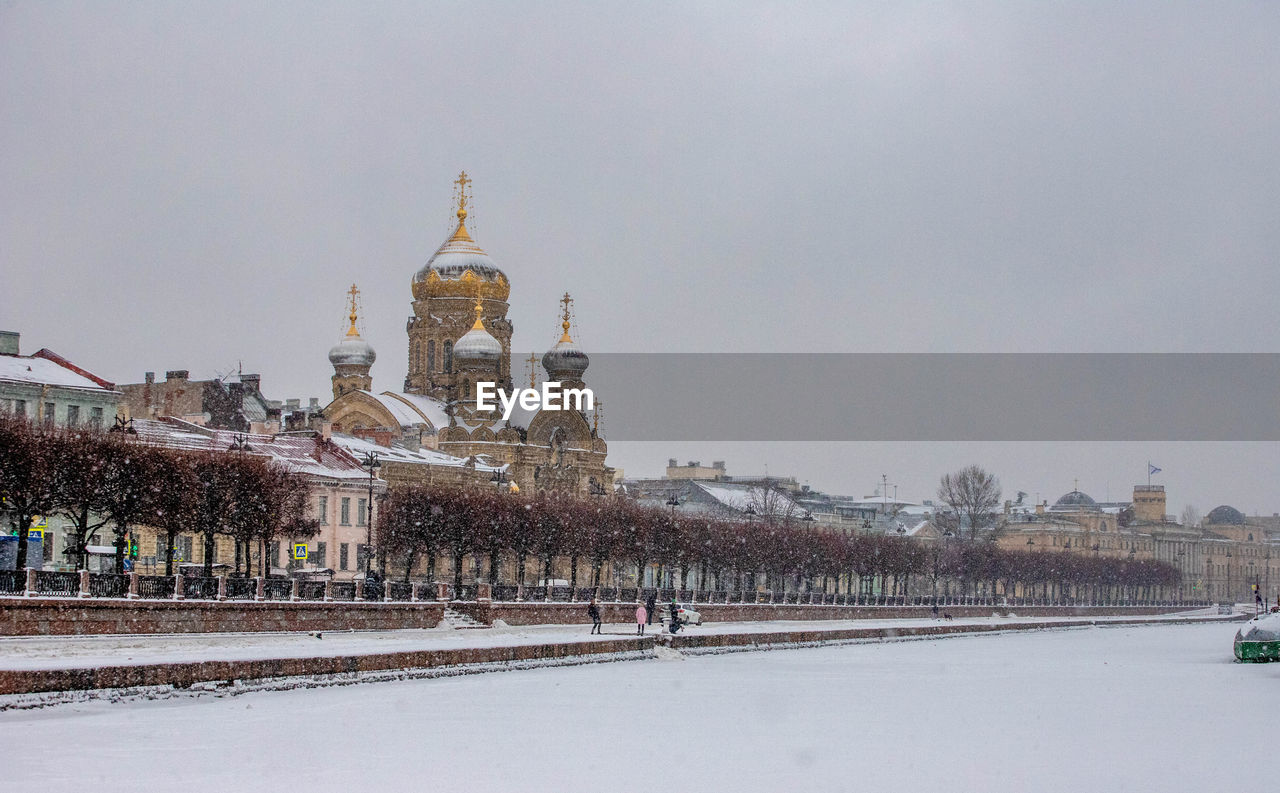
[330,433,505,473]
[0,353,115,392]
[365,391,448,429]
[131,418,370,481]
[693,481,803,516]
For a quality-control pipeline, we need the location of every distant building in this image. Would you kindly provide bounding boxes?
[0,331,122,429]
[119,369,281,433]
[664,459,728,481]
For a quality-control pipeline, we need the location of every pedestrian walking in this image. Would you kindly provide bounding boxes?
[668,599,682,634]
[587,598,602,635]
[645,591,657,625]
[635,604,647,635]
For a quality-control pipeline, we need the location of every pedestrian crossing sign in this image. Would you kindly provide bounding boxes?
[293,543,308,561]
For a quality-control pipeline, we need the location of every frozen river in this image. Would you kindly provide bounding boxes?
[5,622,1273,792]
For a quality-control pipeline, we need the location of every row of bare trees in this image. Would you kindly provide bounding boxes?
[379,484,1182,599]
[0,414,316,575]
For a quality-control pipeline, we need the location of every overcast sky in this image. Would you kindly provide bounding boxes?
[3,2,1278,513]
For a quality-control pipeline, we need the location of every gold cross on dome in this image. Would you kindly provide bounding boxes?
[560,292,573,322]
[455,171,472,216]
[346,284,361,335]
[527,351,538,388]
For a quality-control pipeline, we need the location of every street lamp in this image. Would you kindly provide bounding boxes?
[360,451,381,575]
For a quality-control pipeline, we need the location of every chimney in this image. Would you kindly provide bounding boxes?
[144,371,155,384]
[1035,501,1046,515]
[713,461,726,471]
[0,331,18,356]
[165,370,189,382]
[285,398,300,411]
[668,458,678,468]
[309,397,319,410]
[310,416,332,440]
[241,374,261,393]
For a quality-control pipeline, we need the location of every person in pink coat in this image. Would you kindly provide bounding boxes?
[635,604,647,635]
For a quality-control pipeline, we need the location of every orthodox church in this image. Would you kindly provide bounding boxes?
[322,173,611,496]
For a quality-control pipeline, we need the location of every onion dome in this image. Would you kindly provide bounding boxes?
[542,292,589,380]
[1206,505,1246,525]
[1051,489,1098,511]
[329,288,376,368]
[412,172,510,302]
[454,298,502,367]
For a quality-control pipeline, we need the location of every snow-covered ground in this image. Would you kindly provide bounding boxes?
[0,610,1224,670]
[3,621,1270,792]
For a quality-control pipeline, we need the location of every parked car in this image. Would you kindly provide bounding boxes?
[1218,602,1235,615]
[673,604,702,626]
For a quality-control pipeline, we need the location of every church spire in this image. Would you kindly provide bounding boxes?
[559,292,574,343]
[448,170,474,243]
[345,283,362,337]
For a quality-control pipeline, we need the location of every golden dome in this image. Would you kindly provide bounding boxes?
[412,172,510,302]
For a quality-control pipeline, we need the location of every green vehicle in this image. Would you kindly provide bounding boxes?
[1234,612,1280,662]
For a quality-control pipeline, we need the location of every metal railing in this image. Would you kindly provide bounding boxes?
[262,578,293,601]
[492,584,519,602]
[297,581,326,601]
[549,586,573,602]
[522,585,547,601]
[184,577,219,600]
[225,577,257,600]
[137,575,176,599]
[0,569,24,594]
[329,581,357,601]
[88,573,129,598]
[33,570,79,596]
[388,582,413,602]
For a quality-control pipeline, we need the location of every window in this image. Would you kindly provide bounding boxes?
[358,498,368,526]
[356,544,369,569]
[44,402,56,424]
[428,340,436,372]
[313,542,326,568]
[444,340,452,372]
[14,399,25,417]
[340,543,349,571]
[318,496,329,525]
[340,497,351,525]
[176,535,194,562]
[66,405,80,427]
[90,406,104,427]
[268,541,280,568]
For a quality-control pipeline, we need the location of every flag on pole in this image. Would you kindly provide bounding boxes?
[1148,463,1162,476]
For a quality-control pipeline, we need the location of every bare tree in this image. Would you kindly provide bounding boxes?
[937,465,1002,540]
[0,415,57,569]
[1180,504,1201,528]
[746,478,798,525]
[48,428,110,570]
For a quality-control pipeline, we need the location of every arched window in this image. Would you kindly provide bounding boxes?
[443,340,452,373]
[1100,521,1108,533]
[428,340,436,373]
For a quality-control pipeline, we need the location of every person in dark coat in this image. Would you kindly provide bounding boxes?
[668,599,682,634]
[645,591,658,625]
[587,599,602,634]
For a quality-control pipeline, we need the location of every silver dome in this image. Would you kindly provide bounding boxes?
[328,335,376,368]
[542,337,589,378]
[454,325,502,365]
